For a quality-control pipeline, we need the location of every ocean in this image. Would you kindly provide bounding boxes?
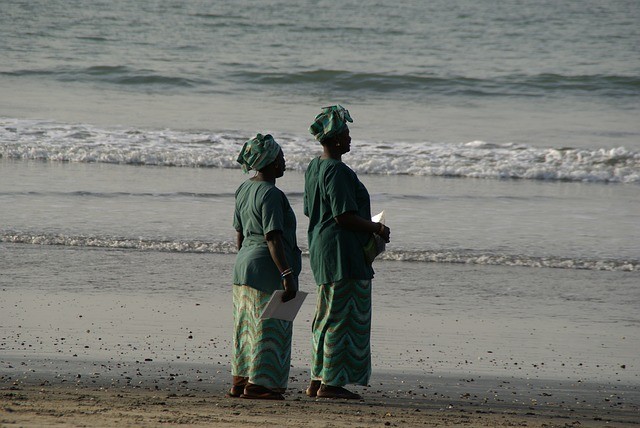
[1,0,639,385]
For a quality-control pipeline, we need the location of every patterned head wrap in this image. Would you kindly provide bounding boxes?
[236,133,281,173]
[309,105,353,143]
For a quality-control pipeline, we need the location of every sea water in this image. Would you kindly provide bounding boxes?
[1,0,639,148]
[1,0,639,382]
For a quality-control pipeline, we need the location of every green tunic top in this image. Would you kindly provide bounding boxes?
[304,157,374,285]
[233,179,301,293]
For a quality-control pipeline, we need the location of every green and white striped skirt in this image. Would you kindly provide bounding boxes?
[232,285,292,390]
[311,278,372,387]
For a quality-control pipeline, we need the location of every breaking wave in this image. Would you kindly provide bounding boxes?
[2,119,639,184]
[2,232,637,272]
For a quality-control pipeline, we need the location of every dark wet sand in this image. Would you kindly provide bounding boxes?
[2,356,639,427]
[2,247,639,426]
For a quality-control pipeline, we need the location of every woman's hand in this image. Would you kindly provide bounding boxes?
[335,212,391,244]
[376,223,391,243]
[281,275,298,302]
[266,230,298,302]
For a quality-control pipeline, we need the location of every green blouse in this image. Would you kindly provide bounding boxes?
[232,179,301,293]
[304,157,374,285]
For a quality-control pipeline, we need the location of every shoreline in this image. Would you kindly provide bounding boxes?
[2,246,638,385]
[2,356,638,427]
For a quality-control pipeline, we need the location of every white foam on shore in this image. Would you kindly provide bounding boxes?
[2,118,639,183]
[3,232,637,272]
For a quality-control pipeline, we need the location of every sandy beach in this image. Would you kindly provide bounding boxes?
[2,358,639,427]
[2,248,639,427]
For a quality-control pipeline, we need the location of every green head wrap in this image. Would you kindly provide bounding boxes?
[309,105,353,143]
[236,133,281,173]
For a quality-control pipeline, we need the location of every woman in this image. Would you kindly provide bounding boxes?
[303,106,390,399]
[230,133,301,400]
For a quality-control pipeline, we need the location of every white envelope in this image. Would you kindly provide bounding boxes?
[260,290,308,321]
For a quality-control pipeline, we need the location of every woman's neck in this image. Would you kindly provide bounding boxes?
[251,172,276,183]
[321,147,341,161]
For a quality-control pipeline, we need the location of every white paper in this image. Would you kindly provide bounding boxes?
[371,210,386,256]
[260,290,308,321]
[372,211,385,224]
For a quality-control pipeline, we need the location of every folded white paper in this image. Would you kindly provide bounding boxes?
[372,211,385,224]
[260,290,308,321]
[370,210,386,257]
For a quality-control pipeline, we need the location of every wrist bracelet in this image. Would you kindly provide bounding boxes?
[280,268,293,278]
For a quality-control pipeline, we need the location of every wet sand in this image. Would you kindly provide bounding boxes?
[2,247,638,384]
[2,246,639,426]
[2,293,638,428]
[2,356,639,428]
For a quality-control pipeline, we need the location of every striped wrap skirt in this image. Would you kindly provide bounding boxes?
[311,278,372,387]
[232,285,292,390]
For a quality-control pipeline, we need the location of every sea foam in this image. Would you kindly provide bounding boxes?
[2,118,639,183]
[2,232,637,272]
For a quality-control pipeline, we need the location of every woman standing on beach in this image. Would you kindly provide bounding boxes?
[230,134,301,400]
[303,106,391,399]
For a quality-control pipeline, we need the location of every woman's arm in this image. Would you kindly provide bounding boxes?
[266,230,298,302]
[236,230,244,250]
[334,212,391,243]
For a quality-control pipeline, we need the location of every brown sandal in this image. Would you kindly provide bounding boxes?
[227,376,248,398]
[228,386,244,398]
[316,385,362,400]
[306,380,321,397]
[240,383,285,400]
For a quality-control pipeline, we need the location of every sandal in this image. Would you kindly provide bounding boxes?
[227,386,244,398]
[316,385,362,400]
[240,383,285,400]
[227,376,248,398]
[306,380,321,397]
